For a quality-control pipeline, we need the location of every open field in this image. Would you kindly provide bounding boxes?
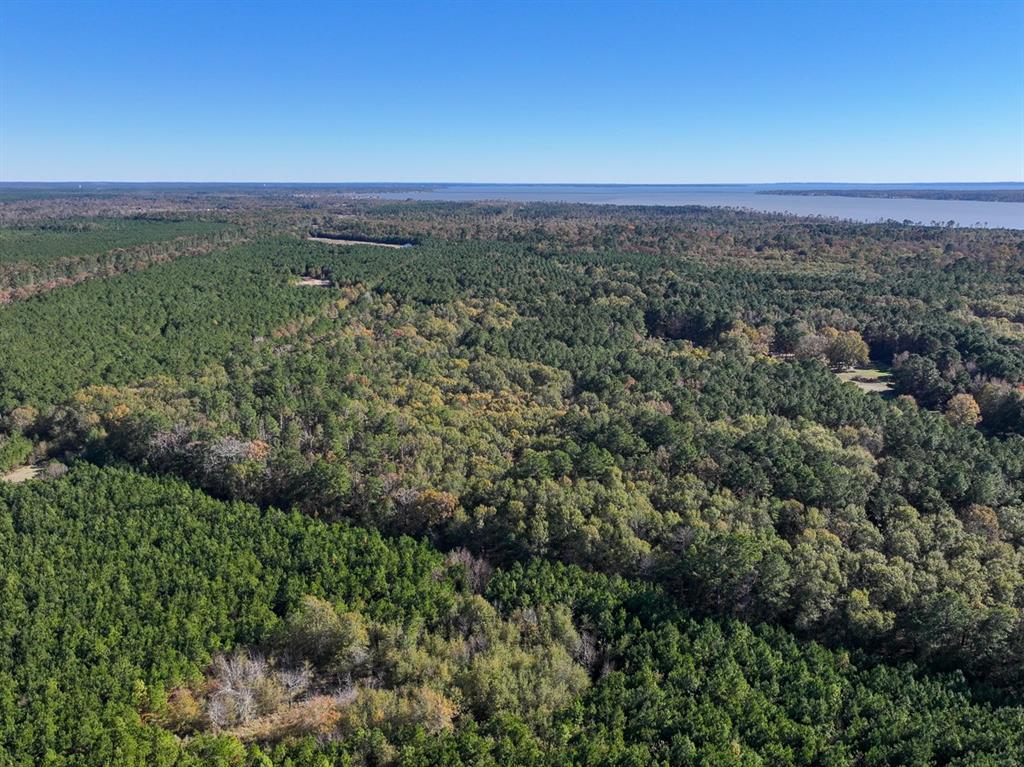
[307,235,412,248]
[0,464,41,483]
[836,364,895,394]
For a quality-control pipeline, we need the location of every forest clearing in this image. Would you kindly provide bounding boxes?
[0,464,41,483]
[307,235,413,248]
[836,364,895,394]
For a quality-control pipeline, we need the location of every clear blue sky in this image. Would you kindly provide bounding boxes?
[1,0,1021,183]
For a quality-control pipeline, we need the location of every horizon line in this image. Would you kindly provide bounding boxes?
[2,180,1023,187]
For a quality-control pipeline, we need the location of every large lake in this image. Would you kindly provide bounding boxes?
[375,184,1024,229]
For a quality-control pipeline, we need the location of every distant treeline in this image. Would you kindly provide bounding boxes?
[0,182,440,203]
[760,188,1024,203]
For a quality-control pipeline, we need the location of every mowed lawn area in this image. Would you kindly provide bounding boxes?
[837,363,895,394]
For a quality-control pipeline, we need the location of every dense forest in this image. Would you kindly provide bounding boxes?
[0,216,241,302]
[1,190,1023,765]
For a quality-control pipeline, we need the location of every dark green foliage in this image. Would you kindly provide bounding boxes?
[0,236,380,409]
[0,465,456,766]
[0,433,31,471]
[0,217,230,266]
[2,466,1021,766]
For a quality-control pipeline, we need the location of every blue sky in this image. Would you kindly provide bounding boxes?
[1,0,1021,183]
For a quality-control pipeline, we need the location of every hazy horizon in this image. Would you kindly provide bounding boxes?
[3,181,1023,187]
[6,180,1018,228]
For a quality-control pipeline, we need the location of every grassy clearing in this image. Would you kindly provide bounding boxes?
[836,363,895,394]
[0,464,41,483]
[307,235,411,248]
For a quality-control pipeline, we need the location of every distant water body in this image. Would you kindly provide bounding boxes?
[375,184,1024,229]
